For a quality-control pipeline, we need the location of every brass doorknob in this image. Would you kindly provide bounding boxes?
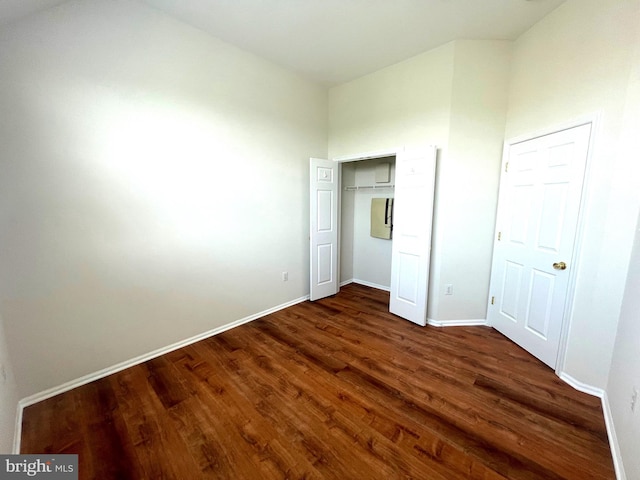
[553,262,567,270]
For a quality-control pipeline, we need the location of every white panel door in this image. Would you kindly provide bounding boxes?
[389,147,437,325]
[310,158,339,301]
[488,124,591,368]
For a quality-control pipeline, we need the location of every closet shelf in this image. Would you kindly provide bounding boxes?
[344,184,395,191]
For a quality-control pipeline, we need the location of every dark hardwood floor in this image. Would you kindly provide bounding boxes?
[21,283,615,479]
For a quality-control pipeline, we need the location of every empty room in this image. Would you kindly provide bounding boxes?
[0,0,639,478]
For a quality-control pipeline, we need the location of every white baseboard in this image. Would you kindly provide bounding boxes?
[351,279,390,292]
[559,372,626,480]
[341,282,488,328]
[558,372,605,397]
[13,294,309,453]
[427,318,488,327]
[601,391,627,480]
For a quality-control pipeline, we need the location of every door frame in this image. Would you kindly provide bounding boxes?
[489,113,599,376]
[332,147,403,293]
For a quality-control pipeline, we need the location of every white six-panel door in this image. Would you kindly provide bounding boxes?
[309,158,339,301]
[389,147,437,326]
[488,124,591,368]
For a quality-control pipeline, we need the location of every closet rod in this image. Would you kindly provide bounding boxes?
[344,184,395,191]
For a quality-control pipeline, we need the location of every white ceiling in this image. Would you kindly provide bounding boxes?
[0,0,566,85]
[0,0,68,25]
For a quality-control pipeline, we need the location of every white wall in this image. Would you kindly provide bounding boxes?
[0,0,327,398]
[433,40,511,321]
[0,314,19,453]
[606,15,640,477]
[328,42,455,159]
[329,40,511,322]
[504,0,640,390]
[608,215,640,479]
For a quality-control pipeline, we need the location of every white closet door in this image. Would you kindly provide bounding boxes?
[389,147,437,325]
[309,158,339,301]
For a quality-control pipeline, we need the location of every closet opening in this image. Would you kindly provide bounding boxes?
[311,146,435,324]
[339,155,396,292]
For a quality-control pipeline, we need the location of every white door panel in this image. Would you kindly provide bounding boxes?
[389,147,437,326]
[488,124,591,367]
[310,158,339,301]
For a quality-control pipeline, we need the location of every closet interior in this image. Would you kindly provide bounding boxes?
[340,156,396,290]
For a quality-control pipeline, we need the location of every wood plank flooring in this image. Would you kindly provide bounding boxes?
[21,284,615,479]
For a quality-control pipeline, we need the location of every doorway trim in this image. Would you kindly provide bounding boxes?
[333,148,401,163]
[490,113,599,378]
[332,147,402,294]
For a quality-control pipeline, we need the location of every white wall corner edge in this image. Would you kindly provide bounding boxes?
[12,401,23,454]
[11,294,310,454]
[426,318,488,327]
[559,372,626,480]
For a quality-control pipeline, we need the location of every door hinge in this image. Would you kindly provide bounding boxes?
[497,232,502,241]
[491,296,495,305]
[505,162,509,173]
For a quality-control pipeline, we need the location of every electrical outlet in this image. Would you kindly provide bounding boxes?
[282,272,288,282]
[632,387,638,412]
[445,284,453,295]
